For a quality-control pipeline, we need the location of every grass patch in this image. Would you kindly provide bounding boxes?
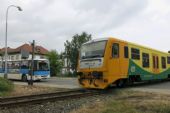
[8,85,61,97]
[0,77,14,96]
[101,100,138,113]
[101,91,170,113]
[71,89,170,113]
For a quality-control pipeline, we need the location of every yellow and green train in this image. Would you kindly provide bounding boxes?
[77,37,170,89]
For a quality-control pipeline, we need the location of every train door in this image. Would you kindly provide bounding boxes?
[110,42,120,77]
[119,42,129,78]
[152,54,159,73]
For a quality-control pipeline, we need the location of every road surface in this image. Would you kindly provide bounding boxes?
[13,77,80,89]
[13,77,170,94]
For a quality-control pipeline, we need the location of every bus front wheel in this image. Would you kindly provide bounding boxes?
[22,75,27,82]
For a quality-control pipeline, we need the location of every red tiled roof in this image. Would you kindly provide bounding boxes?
[0,44,49,55]
[0,47,14,53]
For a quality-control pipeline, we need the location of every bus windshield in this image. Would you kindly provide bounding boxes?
[80,40,107,59]
[37,61,49,71]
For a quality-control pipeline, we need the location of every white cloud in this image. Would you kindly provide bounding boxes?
[1,0,170,53]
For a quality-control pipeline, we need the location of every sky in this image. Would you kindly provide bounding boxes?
[1,0,170,53]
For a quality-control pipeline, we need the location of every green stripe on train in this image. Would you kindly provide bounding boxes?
[128,59,170,80]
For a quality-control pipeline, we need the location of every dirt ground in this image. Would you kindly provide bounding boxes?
[3,84,67,97]
[1,88,170,113]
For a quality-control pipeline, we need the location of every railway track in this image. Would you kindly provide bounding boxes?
[0,89,101,108]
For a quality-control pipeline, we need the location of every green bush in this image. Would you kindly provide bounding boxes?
[0,77,14,92]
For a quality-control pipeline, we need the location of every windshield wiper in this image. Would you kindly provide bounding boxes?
[91,54,102,58]
[82,54,102,59]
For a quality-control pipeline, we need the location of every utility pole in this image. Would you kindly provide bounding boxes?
[28,40,35,85]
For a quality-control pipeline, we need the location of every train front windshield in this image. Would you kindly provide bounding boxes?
[80,40,107,59]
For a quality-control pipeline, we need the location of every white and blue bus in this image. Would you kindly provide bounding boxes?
[0,59,50,81]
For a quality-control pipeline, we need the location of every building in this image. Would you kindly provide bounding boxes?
[0,43,49,61]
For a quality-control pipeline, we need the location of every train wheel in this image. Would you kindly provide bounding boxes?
[116,79,126,88]
[128,78,134,86]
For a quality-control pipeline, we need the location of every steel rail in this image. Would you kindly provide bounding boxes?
[0,89,84,102]
[0,89,101,108]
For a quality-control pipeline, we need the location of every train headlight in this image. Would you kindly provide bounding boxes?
[92,71,103,79]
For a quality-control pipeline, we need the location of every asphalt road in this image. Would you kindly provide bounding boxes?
[13,77,80,89]
[13,77,170,94]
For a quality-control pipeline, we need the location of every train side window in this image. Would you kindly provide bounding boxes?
[142,53,149,68]
[161,57,166,69]
[153,56,156,68]
[124,46,129,58]
[112,43,119,58]
[131,48,140,60]
[156,56,159,68]
[167,56,170,64]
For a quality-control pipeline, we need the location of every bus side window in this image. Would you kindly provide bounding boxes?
[112,43,119,58]
[21,61,28,69]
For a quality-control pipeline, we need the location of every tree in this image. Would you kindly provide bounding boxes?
[64,40,71,73]
[47,50,63,76]
[64,32,92,75]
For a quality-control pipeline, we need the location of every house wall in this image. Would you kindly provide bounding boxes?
[61,58,73,74]
[1,54,47,61]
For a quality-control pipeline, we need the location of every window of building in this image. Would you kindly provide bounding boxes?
[16,55,19,60]
[142,53,149,68]
[112,43,119,58]
[40,55,45,59]
[11,56,14,60]
[167,56,170,64]
[124,46,129,58]
[161,57,166,69]
[131,48,140,60]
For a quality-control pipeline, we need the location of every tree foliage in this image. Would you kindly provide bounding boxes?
[64,32,92,74]
[47,50,63,76]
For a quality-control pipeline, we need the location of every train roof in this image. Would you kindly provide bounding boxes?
[83,37,169,55]
[108,37,169,55]
[83,38,109,45]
